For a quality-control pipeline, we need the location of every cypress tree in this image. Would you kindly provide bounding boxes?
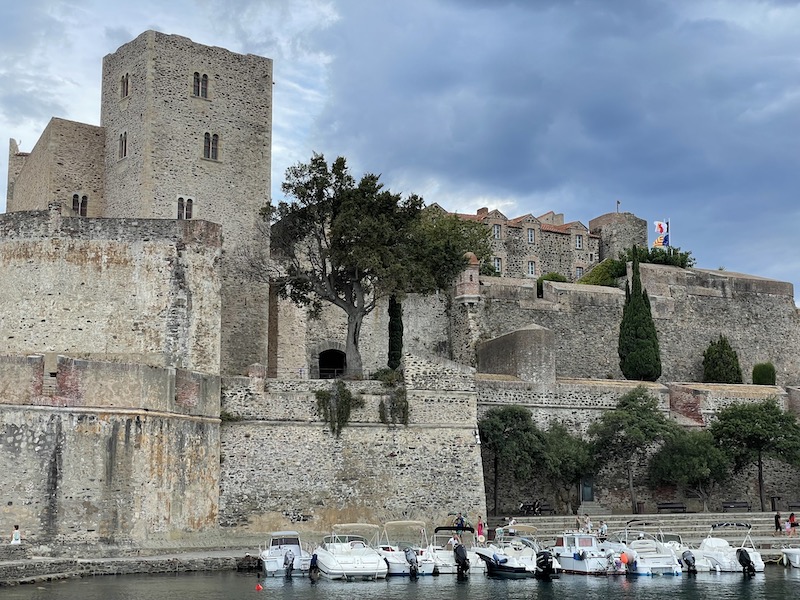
[387,295,403,370]
[618,248,661,381]
[702,335,743,383]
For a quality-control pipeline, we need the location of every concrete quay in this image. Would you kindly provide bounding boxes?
[495,510,798,563]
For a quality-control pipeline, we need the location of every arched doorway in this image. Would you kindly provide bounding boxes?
[319,349,346,379]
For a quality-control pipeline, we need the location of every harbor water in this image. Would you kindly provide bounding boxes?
[2,566,800,600]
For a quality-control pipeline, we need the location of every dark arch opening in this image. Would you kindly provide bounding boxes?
[319,350,346,379]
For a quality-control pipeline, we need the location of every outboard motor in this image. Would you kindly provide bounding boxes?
[309,553,319,582]
[736,548,756,576]
[681,550,697,575]
[535,551,556,581]
[454,543,470,578]
[283,549,295,578]
[404,547,419,579]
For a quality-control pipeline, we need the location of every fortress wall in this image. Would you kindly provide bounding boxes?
[668,382,787,426]
[272,292,451,378]
[0,405,219,555]
[0,355,43,404]
[456,265,800,386]
[0,355,219,418]
[218,355,484,532]
[477,378,670,435]
[0,210,222,373]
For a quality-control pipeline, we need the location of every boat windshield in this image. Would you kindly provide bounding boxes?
[324,534,369,545]
[271,536,300,546]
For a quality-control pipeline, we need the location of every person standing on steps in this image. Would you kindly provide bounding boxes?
[10,525,21,545]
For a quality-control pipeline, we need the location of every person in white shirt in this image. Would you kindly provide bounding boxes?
[10,525,21,545]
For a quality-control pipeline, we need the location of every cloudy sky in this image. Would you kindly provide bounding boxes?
[2,0,799,303]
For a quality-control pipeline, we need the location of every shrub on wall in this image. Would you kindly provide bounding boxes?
[537,272,569,298]
[702,335,743,384]
[577,258,626,287]
[752,362,776,385]
[315,380,365,437]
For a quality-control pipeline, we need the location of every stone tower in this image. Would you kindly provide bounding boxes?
[101,31,273,375]
[589,211,647,262]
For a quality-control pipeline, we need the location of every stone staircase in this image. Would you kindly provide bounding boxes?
[490,511,794,562]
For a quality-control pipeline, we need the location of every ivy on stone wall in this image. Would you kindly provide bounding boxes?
[378,387,409,426]
[315,380,365,437]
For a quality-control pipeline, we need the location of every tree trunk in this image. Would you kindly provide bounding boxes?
[757,450,765,512]
[344,309,364,377]
[628,464,637,513]
[491,451,499,517]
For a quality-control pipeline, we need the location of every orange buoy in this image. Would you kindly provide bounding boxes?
[255,583,263,591]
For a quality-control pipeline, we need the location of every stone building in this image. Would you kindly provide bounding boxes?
[6,30,273,376]
[445,206,617,281]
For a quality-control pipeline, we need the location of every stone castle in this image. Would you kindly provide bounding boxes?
[2,31,800,556]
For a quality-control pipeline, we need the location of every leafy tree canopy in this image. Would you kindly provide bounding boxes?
[267,153,490,376]
[621,245,696,268]
[589,385,678,512]
[479,406,543,480]
[649,429,730,509]
[710,398,800,511]
[541,422,594,513]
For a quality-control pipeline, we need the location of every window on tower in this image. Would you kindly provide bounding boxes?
[204,133,220,160]
[193,72,209,98]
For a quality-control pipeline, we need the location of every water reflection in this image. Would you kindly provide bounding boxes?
[1,566,799,600]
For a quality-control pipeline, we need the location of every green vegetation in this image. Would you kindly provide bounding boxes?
[387,296,403,370]
[752,362,776,385]
[702,335,743,384]
[649,430,730,511]
[267,154,491,376]
[315,380,365,437]
[709,398,800,511]
[478,406,543,515]
[537,272,569,297]
[378,387,409,426]
[589,386,678,513]
[577,258,627,287]
[541,422,594,515]
[618,248,661,381]
[621,245,695,268]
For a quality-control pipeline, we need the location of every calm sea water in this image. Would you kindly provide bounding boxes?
[2,566,799,600]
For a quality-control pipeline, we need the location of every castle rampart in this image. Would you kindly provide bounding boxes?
[218,355,485,531]
[0,356,220,556]
[0,207,222,373]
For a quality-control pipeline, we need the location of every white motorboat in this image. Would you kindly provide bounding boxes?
[259,530,313,577]
[428,526,486,575]
[697,522,765,574]
[550,530,625,575]
[658,531,714,573]
[375,520,436,576]
[600,520,682,576]
[487,524,561,576]
[781,547,800,568]
[312,523,388,580]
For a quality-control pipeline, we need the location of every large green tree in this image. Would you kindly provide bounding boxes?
[541,422,594,515]
[709,398,800,511]
[478,406,543,516]
[269,154,488,377]
[618,247,661,381]
[588,386,678,513]
[649,429,730,511]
